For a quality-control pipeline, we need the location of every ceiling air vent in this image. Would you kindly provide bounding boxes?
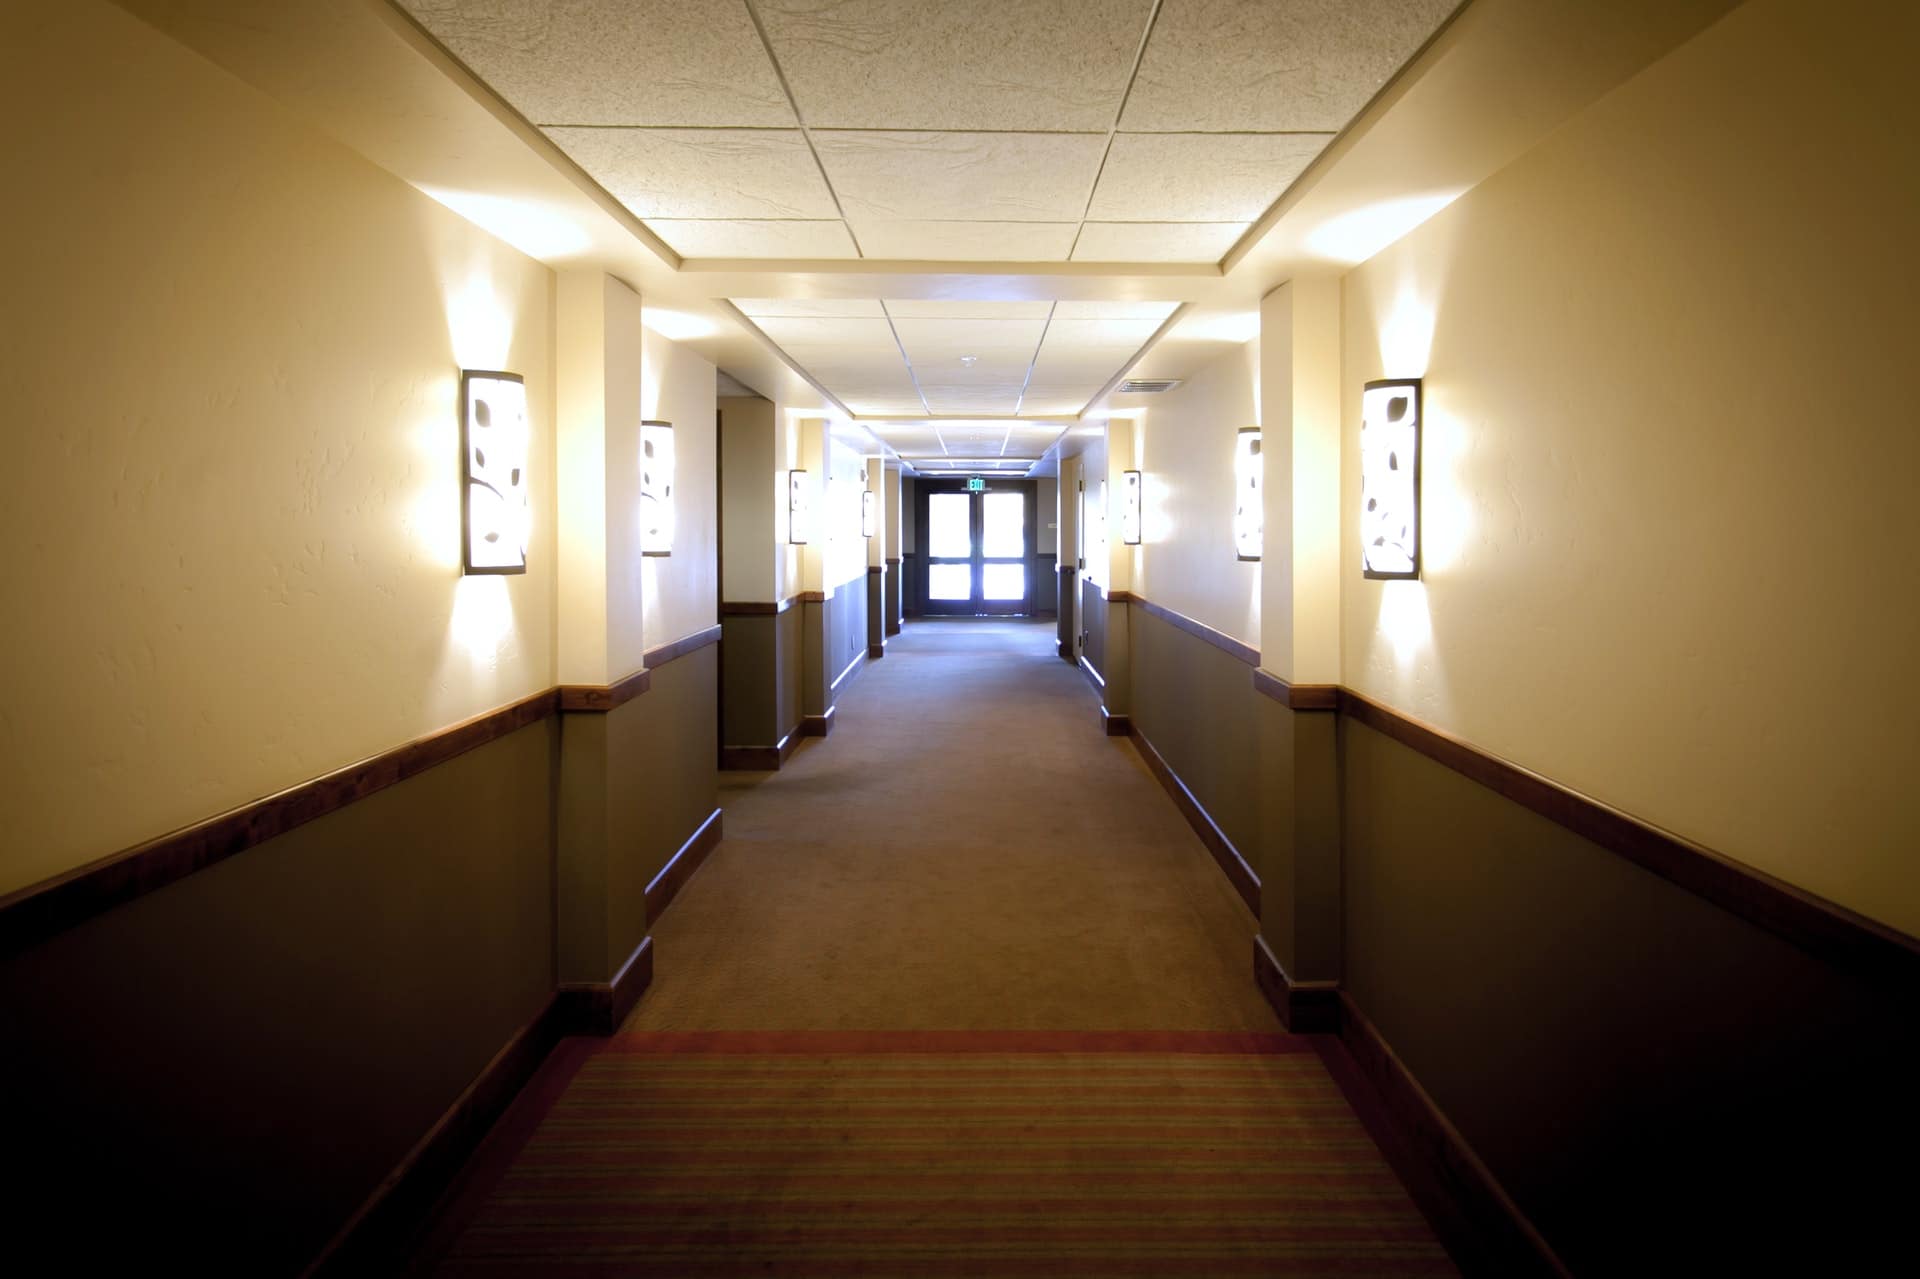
[1118,378,1182,394]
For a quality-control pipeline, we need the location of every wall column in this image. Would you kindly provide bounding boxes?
[553,271,646,990]
[883,462,903,635]
[1254,276,1345,1028]
[866,456,887,658]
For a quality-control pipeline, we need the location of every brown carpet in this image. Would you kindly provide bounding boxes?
[630,619,1278,1031]
[423,619,1454,1274]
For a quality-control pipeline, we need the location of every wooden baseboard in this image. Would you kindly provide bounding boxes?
[555,936,654,1037]
[1126,724,1259,916]
[1252,935,1340,1033]
[1316,993,1570,1278]
[885,620,901,636]
[720,728,802,771]
[304,993,567,1277]
[1100,706,1131,736]
[801,706,835,738]
[867,642,885,659]
[642,808,722,921]
[1057,640,1073,662]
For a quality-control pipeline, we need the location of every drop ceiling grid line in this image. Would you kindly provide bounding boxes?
[1011,301,1058,418]
[1066,0,1166,263]
[875,300,936,420]
[740,0,866,258]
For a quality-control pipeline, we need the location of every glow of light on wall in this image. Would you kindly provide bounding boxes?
[1234,428,1263,561]
[422,188,592,261]
[445,276,514,372]
[788,469,813,544]
[1420,405,1473,575]
[640,419,674,557]
[644,308,719,342]
[461,370,530,574]
[1178,310,1261,343]
[1360,379,1421,580]
[448,573,517,660]
[1307,193,1459,265]
[1121,470,1143,545]
[1379,285,1436,378]
[1376,579,1432,667]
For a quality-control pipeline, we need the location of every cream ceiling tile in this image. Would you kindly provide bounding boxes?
[755,0,1151,131]
[1050,300,1181,321]
[885,301,1056,321]
[1039,317,1165,350]
[399,0,793,126]
[1007,425,1070,451]
[733,298,888,318]
[648,220,859,259]
[1089,133,1328,221]
[1018,388,1098,414]
[815,133,1106,223]
[1071,222,1246,263]
[1120,0,1459,132]
[892,318,1048,364]
[752,317,901,348]
[844,396,930,415]
[851,220,1079,262]
[547,129,834,219]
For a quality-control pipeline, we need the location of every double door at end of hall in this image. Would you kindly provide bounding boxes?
[923,481,1032,615]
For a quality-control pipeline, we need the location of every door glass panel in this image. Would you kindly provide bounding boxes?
[982,563,1026,600]
[929,563,971,600]
[982,492,1024,558]
[929,493,972,559]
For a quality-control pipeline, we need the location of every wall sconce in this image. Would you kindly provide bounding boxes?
[460,369,529,575]
[788,469,812,544]
[861,490,875,538]
[1234,428,1262,561]
[1120,470,1142,546]
[1361,378,1422,579]
[640,419,674,557]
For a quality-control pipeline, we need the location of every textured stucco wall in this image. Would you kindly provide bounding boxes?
[1340,0,1920,934]
[0,2,555,895]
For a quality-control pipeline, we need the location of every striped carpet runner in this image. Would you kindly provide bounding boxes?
[431,1031,1454,1275]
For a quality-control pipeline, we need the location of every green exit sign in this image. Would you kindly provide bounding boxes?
[966,476,986,492]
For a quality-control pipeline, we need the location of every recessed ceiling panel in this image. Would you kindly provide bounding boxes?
[1050,300,1181,321]
[885,300,1057,321]
[753,317,901,349]
[921,388,1022,415]
[1040,317,1165,349]
[1088,133,1330,222]
[891,318,1048,363]
[754,0,1152,131]
[1120,0,1459,132]
[545,128,836,219]
[851,220,1079,262]
[649,220,858,258]
[399,0,794,127]
[1072,222,1246,263]
[733,298,888,318]
[814,132,1106,223]
[1018,386,1099,415]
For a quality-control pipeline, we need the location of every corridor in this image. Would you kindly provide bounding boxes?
[419,619,1452,1273]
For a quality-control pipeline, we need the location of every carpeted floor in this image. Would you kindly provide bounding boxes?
[631,618,1277,1031]
[422,619,1454,1274]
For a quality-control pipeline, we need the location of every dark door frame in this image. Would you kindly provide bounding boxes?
[912,478,1038,617]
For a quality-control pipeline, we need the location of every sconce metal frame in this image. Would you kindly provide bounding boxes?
[1360,377,1423,580]
[1234,427,1262,562]
[460,368,528,576]
[788,469,811,544]
[640,419,674,558]
[861,489,876,539]
[1121,470,1143,546]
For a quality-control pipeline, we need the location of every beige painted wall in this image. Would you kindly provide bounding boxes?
[640,326,718,650]
[825,433,869,590]
[718,396,776,603]
[1340,0,1920,935]
[0,2,555,896]
[1137,341,1262,647]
